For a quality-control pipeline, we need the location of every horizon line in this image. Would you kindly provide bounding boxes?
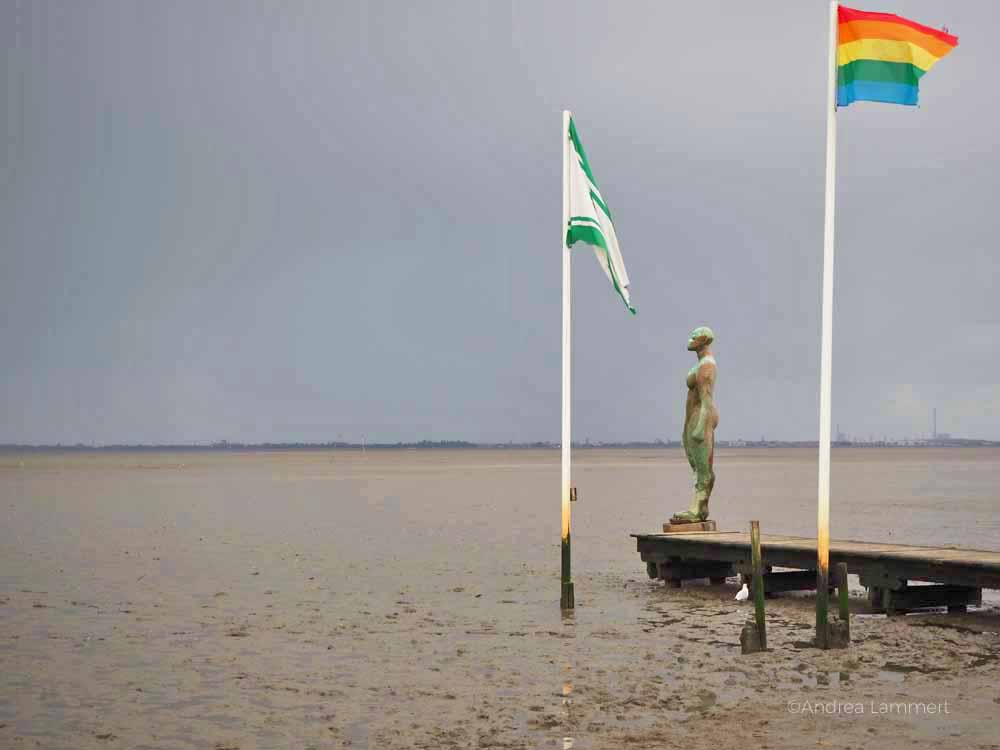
[2,437,998,451]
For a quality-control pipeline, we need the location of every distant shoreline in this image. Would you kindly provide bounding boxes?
[2,439,998,452]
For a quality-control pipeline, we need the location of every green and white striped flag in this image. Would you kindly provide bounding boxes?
[565,117,635,314]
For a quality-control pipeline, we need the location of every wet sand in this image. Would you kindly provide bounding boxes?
[2,448,999,748]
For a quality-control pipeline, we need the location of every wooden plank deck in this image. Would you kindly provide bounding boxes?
[632,531,1000,590]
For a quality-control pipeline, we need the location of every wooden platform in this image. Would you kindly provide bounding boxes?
[633,531,998,613]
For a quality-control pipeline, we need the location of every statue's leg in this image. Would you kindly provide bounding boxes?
[691,439,712,519]
[674,432,711,522]
[683,430,695,470]
[705,428,716,501]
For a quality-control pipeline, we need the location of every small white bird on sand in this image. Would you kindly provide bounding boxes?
[735,583,749,602]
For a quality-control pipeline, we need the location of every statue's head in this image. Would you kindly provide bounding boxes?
[687,326,714,351]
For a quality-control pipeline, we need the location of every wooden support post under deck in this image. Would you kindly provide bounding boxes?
[837,561,850,643]
[750,521,767,651]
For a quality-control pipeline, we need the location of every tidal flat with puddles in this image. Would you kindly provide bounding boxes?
[2,448,999,748]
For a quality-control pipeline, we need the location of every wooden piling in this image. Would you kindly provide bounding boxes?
[750,521,767,651]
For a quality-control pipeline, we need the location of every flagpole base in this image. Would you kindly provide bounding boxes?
[560,581,575,610]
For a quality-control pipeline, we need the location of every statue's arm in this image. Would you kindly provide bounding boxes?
[691,364,716,442]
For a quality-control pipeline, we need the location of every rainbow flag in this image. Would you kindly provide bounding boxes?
[837,6,958,107]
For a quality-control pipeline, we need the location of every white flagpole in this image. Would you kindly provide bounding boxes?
[560,109,575,610]
[816,0,838,648]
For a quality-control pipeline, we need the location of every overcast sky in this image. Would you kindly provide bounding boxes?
[2,1,997,444]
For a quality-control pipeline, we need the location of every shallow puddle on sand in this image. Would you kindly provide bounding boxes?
[346,718,369,747]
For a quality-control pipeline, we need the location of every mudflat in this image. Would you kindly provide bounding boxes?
[2,448,999,748]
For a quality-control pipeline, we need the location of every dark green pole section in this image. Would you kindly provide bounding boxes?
[750,520,767,650]
[837,561,850,642]
[560,533,575,609]
[816,566,830,649]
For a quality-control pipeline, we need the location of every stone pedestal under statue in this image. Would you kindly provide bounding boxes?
[662,520,717,533]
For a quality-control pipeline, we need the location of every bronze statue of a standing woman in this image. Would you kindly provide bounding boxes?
[672,326,719,522]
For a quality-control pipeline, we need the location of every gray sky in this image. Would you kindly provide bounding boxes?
[2,1,997,444]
